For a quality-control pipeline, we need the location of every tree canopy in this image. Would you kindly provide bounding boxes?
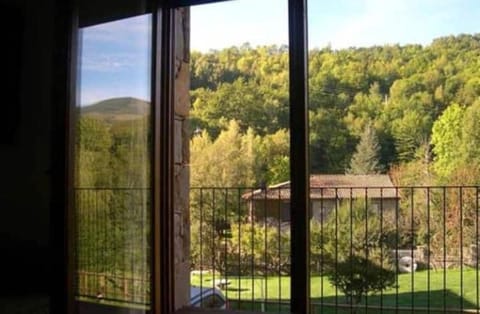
[348,124,382,175]
[190,34,480,185]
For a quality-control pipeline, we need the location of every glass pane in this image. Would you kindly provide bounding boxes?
[74,15,152,313]
[308,1,480,313]
[188,0,290,312]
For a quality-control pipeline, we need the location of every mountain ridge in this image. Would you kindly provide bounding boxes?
[81,97,150,123]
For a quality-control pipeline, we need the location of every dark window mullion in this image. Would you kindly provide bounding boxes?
[151,5,162,314]
[288,0,310,313]
[151,2,176,313]
[59,0,79,313]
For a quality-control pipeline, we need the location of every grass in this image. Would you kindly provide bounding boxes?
[191,268,480,313]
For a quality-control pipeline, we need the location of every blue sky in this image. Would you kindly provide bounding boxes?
[79,15,152,105]
[79,0,480,105]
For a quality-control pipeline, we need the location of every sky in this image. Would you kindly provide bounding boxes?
[79,0,480,105]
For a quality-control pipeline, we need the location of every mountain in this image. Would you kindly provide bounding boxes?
[81,97,150,123]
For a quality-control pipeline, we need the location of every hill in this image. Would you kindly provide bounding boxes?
[81,97,150,123]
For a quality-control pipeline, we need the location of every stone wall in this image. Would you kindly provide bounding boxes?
[173,7,191,310]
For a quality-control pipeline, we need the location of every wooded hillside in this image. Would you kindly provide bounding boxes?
[77,34,480,188]
[190,34,480,186]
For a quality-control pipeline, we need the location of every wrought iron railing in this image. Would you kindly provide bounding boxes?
[74,186,480,313]
[74,188,151,306]
[191,186,480,313]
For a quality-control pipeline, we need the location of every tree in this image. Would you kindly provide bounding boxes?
[431,103,465,180]
[109,118,151,188]
[266,156,289,185]
[225,223,290,275]
[190,121,260,271]
[190,78,288,137]
[190,120,257,188]
[460,100,480,169]
[348,124,382,174]
[258,129,290,185]
[390,109,432,162]
[345,82,384,137]
[310,108,354,173]
[76,116,112,187]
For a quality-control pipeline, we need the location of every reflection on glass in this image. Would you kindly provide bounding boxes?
[74,15,152,312]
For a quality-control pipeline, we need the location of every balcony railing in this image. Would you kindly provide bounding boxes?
[74,188,151,306]
[75,186,480,313]
[191,186,480,313]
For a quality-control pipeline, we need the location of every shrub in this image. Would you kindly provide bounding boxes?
[327,255,396,306]
[320,200,396,306]
[224,222,290,275]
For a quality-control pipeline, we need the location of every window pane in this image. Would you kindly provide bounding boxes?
[188,0,290,312]
[74,15,152,313]
[308,1,480,313]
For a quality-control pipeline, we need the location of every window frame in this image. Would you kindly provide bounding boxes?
[287,0,310,312]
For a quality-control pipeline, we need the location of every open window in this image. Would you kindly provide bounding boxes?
[66,1,310,313]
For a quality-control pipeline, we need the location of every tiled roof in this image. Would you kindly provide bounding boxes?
[243,174,398,200]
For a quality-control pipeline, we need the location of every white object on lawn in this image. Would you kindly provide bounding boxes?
[398,256,417,273]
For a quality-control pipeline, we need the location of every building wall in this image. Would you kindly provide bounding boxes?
[173,7,191,309]
[251,200,290,221]
[252,198,398,222]
[370,198,397,211]
[312,198,398,220]
[311,199,337,221]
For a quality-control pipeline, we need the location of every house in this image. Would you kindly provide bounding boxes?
[244,174,399,222]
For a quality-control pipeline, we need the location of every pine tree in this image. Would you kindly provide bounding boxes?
[348,124,382,174]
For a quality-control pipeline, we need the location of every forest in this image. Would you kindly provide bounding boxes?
[190,33,480,188]
[75,33,480,189]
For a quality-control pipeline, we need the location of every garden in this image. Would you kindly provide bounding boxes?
[191,268,480,313]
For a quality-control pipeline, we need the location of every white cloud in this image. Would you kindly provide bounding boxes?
[81,53,144,72]
[79,15,151,74]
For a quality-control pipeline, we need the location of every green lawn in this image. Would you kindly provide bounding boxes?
[191,268,480,313]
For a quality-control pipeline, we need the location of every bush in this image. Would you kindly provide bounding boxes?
[327,255,396,306]
[320,200,396,306]
[227,222,290,275]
